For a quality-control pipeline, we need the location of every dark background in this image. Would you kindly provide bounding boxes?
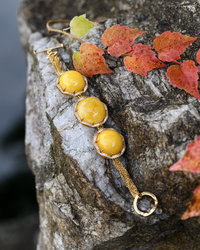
[0,0,39,249]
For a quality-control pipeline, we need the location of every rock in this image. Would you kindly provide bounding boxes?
[18,0,200,249]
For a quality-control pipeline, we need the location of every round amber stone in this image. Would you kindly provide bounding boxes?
[75,97,107,126]
[95,129,125,157]
[58,70,86,95]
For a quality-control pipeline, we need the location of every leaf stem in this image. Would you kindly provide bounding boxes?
[46,20,85,43]
[173,60,181,64]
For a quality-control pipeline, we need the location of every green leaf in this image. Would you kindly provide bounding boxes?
[70,15,94,37]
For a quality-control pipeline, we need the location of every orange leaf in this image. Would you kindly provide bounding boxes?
[124,44,166,77]
[101,24,145,57]
[166,60,200,99]
[73,42,113,77]
[196,48,200,65]
[153,31,197,62]
[170,136,200,173]
[181,186,200,220]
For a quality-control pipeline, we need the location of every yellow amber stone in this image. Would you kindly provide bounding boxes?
[75,97,107,126]
[95,129,124,156]
[58,70,86,95]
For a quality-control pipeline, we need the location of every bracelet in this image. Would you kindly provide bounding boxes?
[33,22,158,216]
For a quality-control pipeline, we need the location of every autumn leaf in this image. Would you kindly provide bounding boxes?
[101,24,145,57]
[153,31,197,62]
[170,137,200,220]
[124,44,166,77]
[70,15,95,37]
[170,136,200,173]
[196,48,200,65]
[181,186,200,220]
[73,42,113,77]
[166,60,200,99]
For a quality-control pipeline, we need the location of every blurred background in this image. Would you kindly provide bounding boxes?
[0,0,39,249]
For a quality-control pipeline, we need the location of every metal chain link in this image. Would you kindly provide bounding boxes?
[47,51,64,76]
[112,158,139,198]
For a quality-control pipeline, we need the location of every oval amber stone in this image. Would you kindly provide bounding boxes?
[75,97,107,126]
[58,70,86,95]
[95,129,124,157]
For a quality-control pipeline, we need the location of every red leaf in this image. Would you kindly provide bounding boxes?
[170,136,200,173]
[124,44,166,77]
[181,186,200,220]
[196,48,200,65]
[73,42,113,77]
[101,24,145,57]
[166,60,200,99]
[153,31,197,62]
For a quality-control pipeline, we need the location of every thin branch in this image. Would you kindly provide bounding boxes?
[46,19,85,43]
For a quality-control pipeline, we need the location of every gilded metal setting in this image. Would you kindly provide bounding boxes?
[73,96,108,128]
[93,128,126,159]
[56,73,88,97]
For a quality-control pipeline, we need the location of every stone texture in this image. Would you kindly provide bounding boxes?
[18,0,200,249]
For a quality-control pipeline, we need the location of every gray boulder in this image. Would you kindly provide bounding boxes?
[18,0,200,249]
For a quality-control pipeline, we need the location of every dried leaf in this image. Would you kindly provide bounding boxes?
[181,186,200,220]
[70,15,95,37]
[196,48,200,65]
[153,31,197,62]
[73,42,113,77]
[124,44,166,77]
[166,60,200,99]
[170,136,200,173]
[101,24,145,57]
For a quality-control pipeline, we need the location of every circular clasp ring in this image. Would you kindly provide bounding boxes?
[133,191,158,217]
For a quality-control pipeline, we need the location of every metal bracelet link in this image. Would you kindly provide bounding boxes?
[133,191,158,216]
